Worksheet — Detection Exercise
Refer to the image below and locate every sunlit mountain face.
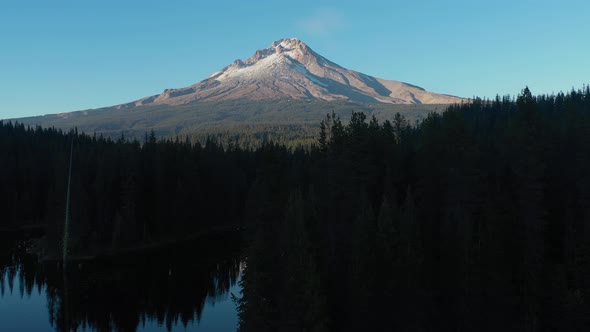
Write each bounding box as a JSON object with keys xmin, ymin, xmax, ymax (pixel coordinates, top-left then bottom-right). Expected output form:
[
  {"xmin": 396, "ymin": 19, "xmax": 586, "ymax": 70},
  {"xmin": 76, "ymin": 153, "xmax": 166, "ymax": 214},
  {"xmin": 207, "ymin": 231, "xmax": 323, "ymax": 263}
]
[{"xmin": 118, "ymin": 38, "xmax": 466, "ymax": 108}]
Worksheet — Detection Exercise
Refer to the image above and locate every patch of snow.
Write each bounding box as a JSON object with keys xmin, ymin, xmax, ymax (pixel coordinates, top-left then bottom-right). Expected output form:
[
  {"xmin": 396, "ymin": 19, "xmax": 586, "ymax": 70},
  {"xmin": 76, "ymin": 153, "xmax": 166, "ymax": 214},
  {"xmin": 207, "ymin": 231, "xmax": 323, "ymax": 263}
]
[
  {"xmin": 292, "ymin": 63, "xmax": 328, "ymax": 87},
  {"xmin": 204, "ymin": 39, "xmax": 328, "ymax": 89},
  {"xmin": 208, "ymin": 70, "xmax": 222, "ymax": 78},
  {"xmin": 279, "ymin": 41, "xmax": 295, "ymax": 51},
  {"xmin": 213, "ymin": 52, "xmax": 286, "ymax": 81}
]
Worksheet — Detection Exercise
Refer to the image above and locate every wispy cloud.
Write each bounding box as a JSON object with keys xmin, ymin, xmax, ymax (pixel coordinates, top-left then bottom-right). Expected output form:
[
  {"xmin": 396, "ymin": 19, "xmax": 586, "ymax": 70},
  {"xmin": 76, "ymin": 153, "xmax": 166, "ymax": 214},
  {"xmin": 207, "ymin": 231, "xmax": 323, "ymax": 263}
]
[{"xmin": 297, "ymin": 8, "xmax": 347, "ymax": 36}]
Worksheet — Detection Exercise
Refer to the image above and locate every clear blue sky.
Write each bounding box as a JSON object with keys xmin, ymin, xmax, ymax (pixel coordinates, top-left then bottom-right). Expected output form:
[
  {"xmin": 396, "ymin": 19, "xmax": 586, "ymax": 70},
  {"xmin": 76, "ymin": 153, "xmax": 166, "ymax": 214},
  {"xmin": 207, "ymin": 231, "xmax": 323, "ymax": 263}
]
[{"xmin": 1, "ymin": 0, "xmax": 589, "ymax": 119}]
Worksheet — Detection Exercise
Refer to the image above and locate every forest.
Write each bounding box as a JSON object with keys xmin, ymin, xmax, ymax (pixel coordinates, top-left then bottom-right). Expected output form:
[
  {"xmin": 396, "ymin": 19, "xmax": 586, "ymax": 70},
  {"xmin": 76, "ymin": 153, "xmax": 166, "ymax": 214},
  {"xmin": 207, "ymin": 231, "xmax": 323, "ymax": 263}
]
[{"xmin": 1, "ymin": 86, "xmax": 590, "ymax": 331}]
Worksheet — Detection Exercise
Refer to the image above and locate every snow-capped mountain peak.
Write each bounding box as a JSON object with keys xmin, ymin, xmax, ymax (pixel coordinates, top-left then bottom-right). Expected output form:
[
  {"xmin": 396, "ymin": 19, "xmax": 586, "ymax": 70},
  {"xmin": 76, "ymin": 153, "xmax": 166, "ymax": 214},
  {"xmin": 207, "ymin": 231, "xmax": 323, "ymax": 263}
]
[{"xmin": 131, "ymin": 38, "xmax": 465, "ymax": 107}]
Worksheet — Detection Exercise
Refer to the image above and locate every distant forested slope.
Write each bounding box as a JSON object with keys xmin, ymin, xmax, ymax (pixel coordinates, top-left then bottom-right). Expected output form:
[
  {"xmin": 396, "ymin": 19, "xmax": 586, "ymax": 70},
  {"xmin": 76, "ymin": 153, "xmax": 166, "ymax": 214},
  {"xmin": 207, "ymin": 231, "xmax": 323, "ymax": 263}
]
[{"xmin": 11, "ymin": 99, "xmax": 448, "ymax": 147}]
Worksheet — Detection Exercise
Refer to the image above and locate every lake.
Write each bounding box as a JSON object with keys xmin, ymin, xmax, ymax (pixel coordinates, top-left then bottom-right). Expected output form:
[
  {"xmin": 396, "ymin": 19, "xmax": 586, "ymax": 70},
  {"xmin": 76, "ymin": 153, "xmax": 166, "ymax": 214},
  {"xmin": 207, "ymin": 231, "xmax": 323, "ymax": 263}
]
[{"xmin": 0, "ymin": 232, "xmax": 245, "ymax": 332}]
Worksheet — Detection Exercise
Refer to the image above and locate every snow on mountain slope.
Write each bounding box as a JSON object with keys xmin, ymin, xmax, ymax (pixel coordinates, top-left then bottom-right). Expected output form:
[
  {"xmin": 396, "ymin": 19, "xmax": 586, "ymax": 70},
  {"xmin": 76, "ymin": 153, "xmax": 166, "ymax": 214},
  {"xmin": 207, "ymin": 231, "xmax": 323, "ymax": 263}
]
[{"xmin": 120, "ymin": 38, "xmax": 465, "ymax": 109}]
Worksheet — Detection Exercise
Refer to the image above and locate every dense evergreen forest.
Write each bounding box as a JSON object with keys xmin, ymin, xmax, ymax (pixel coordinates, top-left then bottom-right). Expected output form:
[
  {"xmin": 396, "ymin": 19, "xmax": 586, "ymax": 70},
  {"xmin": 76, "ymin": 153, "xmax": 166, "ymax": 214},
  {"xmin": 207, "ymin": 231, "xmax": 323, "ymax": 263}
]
[
  {"xmin": 0, "ymin": 124, "xmax": 256, "ymax": 259},
  {"xmin": 1, "ymin": 86, "xmax": 590, "ymax": 331}
]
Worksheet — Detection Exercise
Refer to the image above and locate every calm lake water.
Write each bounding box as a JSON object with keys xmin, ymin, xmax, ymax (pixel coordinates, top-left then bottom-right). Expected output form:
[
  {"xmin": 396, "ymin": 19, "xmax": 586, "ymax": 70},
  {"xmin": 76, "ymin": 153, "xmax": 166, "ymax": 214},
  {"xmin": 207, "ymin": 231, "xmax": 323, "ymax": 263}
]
[{"xmin": 0, "ymin": 233, "xmax": 245, "ymax": 332}]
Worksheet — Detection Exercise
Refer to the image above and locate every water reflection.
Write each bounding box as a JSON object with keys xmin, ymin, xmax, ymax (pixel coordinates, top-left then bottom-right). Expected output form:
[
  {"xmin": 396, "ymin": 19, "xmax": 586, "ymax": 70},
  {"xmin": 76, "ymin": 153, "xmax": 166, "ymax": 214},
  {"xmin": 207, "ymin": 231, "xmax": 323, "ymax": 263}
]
[{"xmin": 0, "ymin": 232, "xmax": 244, "ymax": 332}]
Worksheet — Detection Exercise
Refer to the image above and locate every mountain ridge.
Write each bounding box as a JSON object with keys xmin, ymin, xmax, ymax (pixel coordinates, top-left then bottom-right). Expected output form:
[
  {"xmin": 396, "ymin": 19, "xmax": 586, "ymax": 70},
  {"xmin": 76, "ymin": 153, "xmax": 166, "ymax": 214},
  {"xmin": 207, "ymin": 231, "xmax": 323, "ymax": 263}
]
[
  {"xmin": 8, "ymin": 38, "xmax": 466, "ymax": 141},
  {"xmin": 115, "ymin": 38, "xmax": 465, "ymax": 109}
]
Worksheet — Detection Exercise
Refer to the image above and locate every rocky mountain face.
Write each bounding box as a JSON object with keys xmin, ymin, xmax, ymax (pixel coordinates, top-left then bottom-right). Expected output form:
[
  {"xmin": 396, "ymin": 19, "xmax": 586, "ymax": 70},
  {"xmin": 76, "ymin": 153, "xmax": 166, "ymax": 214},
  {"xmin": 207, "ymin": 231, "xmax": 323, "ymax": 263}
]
[
  {"xmin": 119, "ymin": 38, "xmax": 465, "ymax": 108},
  {"xmin": 11, "ymin": 38, "xmax": 465, "ymax": 141}
]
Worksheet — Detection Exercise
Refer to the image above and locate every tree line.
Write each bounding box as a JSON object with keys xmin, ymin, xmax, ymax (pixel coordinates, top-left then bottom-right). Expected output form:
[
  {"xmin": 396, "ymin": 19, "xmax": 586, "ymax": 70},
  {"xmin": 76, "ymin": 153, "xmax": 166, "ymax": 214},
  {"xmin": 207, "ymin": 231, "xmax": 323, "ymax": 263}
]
[
  {"xmin": 237, "ymin": 87, "xmax": 590, "ymax": 332},
  {"xmin": 0, "ymin": 125, "xmax": 255, "ymax": 258},
  {"xmin": 1, "ymin": 86, "xmax": 590, "ymax": 331}
]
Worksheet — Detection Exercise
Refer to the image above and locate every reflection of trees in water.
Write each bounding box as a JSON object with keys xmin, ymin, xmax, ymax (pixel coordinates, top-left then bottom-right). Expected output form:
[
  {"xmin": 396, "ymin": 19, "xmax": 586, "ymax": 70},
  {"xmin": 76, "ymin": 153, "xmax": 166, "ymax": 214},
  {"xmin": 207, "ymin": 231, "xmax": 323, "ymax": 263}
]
[
  {"xmin": 0, "ymin": 239, "xmax": 45, "ymax": 299},
  {"xmin": 0, "ymin": 234, "xmax": 244, "ymax": 332}
]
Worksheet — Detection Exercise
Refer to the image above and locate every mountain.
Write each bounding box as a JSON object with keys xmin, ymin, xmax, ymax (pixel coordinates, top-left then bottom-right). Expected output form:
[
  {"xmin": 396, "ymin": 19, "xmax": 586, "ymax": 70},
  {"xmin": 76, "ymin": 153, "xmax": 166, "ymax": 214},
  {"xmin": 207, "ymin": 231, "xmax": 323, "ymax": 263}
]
[
  {"xmin": 9, "ymin": 38, "xmax": 465, "ymax": 144},
  {"xmin": 118, "ymin": 38, "xmax": 464, "ymax": 108}
]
